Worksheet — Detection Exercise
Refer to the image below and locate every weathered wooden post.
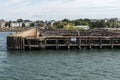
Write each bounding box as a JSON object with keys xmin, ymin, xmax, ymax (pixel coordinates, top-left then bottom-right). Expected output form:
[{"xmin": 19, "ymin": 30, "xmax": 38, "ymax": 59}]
[
  {"xmin": 111, "ymin": 37, "xmax": 114, "ymax": 49},
  {"xmin": 89, "ymin": 37, "xmax": 92, "ymax": 49},
  {"xmin": 56, "ymin": 39, "xmax": 58, "ymax": 49},
  {"xmin": 14, "ymin": 37, "xmax": 17, "ymax": 49},
  {"xmin": 67, "ymin": 37, "xmax": 70, "ymax": 49},
  {"xmin": 28, "ymin": 39, "xmax": 31, "ymax": 50},
  {"xmin": 44, "ymin": 39, "xmax": 47, "ymax": 49},
  {"xmin": 100, "ymin": 37, "xmax": 102, "ymax": 49},
  {"xmin": 79, "ymin": 37, "xmax": 81, "ymax": 49},
  {"xmin": 22, "ymin": 38, "xmax": 25, "ymax": 50}
]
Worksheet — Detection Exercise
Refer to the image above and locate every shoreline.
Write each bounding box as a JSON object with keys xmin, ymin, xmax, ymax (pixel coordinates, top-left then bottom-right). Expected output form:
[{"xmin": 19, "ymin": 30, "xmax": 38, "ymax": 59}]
[{"xmin": 0, "ymin": 27, "xmax": 33, "ymax": 32}]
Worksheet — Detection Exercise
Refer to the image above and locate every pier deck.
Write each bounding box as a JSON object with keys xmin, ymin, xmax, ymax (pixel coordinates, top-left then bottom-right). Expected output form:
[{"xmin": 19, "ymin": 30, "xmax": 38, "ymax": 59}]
[{"xmin": 7, "ymin": 28, "xmax": 120, "ymax": 50}]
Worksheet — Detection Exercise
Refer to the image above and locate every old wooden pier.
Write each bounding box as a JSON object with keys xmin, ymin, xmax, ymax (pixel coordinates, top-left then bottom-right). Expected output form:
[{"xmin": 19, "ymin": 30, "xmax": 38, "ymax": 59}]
[{"xmin": 7, "ymin": 28, "xmax": 120, "ymax": 50}]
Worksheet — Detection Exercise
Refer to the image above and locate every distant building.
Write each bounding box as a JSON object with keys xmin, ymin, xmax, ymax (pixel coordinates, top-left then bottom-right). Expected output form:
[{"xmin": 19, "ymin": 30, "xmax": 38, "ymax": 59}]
[
  {"xmin": 75, "ymin": 25, "xmax": 90, "ymax": 30},
  {"xmin": 44, "ymin": 21, "xmax": 48, "ymax": 29},
  {"xmin": 0, "ymin": 19, "xmax": 6, "ymax": 28},
  {"xmin": 48, "ymin": 20, "xmax": 56, "ymax": 26},
  {"xmin": 10, "ymin": 21, "xmax": 31, "ymax": 27},
  {"xmin": 90, "ymin": 19, "xmax": 102, "ymax": 22},
  {"xmin": 43, "ymin": 20, "xmax": 56, "ymax": 29},
  {"xmin": 91, "ymin": 18, "xmax": 120, "ymax": 24},
  {"xmin": 103, "ymin": 18, "xmax": 109, "ymax": 23},
  {"xmin": 90, "ymin": 18, "xmax": 109, "ymax": 23},
  {"xmin": 10, "ymin": 22, "xmax": 21, "ymax": 27},
  {"xmin": 90, "ymin": 19, "xmax": 98, "ymax": 22},
  {"xmin": 24, "ymin": 22, "xmax": 32, "ymax": 27},
  {"xmin": 110, "ymin": 18, "xmax": 120, "ymax": 22}
]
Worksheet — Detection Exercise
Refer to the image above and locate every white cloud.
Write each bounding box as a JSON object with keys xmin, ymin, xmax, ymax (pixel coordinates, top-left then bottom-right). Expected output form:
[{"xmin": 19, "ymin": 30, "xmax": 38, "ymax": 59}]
[{"xmin": 0, "ymin": 0, "xmax": 120, "ymax": 20}]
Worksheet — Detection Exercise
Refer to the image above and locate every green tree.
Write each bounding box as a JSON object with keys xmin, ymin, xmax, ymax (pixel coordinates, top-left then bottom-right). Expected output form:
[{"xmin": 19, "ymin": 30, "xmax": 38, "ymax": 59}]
[
  {"xmin": 73, "ymin": 19, "xmax": 89, "ymax": 26},
  {"xmin": 30, "ymin": 23, "xmax": 34, "ymax": 27},
  {"xmin": 8, "ymin": 21, "xmax": 12, "ymax": 27},
  {"xmin": 62, "ymin": 19, "xmax": 71, "ymax": 23},
  {"xmin": 5, "ymin": 22, "xmax": 9, "ymax": 27},
  {"xmin": 84, "ymin": 19, "xmax": 91, "ymax": 22},
  {"xmin": 36, "ymin": 20, "xmax": 44, "ymax": 27},
  {"xmin": 74, "ymin": 21, "xmax": 81, "ymax": 26},
  {"xmin": 22, "ymin": 23, "xmax": 25, "ymax": 27},
  {"xmin": 53, "ymin": 22, "xmax": 65, "ymax": 29},
  {"xmin": 99, "ymin": 20, "xmax": 106, "ymax": 28},
  {"xmin": 17, "ymin": 19, "xmax": 23, "ymax": 27},
  {"xmin": 24, "ymin": 20, "xmax": 30, "ymax": 22}
]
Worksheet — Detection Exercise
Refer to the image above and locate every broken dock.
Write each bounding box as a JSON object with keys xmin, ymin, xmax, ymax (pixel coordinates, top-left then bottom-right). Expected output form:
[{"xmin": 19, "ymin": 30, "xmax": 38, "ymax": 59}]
[{"xmin": 7, "ymin": 28, "xmax": 120, "ymax": 50}]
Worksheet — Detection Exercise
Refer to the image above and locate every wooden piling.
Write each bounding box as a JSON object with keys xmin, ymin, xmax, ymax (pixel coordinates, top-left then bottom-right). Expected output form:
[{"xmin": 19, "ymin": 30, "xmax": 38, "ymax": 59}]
[
  {"xmin": 100, "ymin": 38, "xmax": 102, "ymax": 49},
  {"xmin": 67, "ymin": 38, "xmax": 70, "ymax": 49},
  {"xmin": 78, "ymin": 38, "xmax": 81, "ymax": 49},
  {"xmin": 56, "ymin": 39, "xmax": 58, "ymax": 49},
  {"xmin": 111, "ymin": 37, "xmax": 114, "ymax": 49}
]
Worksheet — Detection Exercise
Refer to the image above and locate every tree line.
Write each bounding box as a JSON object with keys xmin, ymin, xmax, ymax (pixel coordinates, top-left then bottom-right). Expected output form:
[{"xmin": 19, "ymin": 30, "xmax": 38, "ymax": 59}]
[
  {"xmin": 4, "ymin": 18, "xmax": 120, "ymax": 29},
  {"xmin": 5, "ymin": 19, "xmax": 39, "ymax": 27},
  {"xmin": 51, "ymin": 18, "xmax": 120, "ymax": 29}
]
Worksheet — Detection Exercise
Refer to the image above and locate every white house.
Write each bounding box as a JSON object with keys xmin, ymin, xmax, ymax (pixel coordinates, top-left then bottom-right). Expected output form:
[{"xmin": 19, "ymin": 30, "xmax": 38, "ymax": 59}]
[
  {"xmin": 24, "ymin": 22, "xmax": 31, "ymax": 27},
  {"xmin": 49, "ymin": 20, "xmax": 56, "ymax": 26},
  {"xmin": 10, "ymin": 22, "xmax": 22, "ymax": 27},
  {"xmin": 75, "ymin": 25, "xmax": 90, "ymax": 30},
  {"xmin": 10, "ymin": 21, "xmax": 31, "ymax": 27},
  {"xmin": 90, "ymin": 19, "xmax": 98, "ymax": 22}
]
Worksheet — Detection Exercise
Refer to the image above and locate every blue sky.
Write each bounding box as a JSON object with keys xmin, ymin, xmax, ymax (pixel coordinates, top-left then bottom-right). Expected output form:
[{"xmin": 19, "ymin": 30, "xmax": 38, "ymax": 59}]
[{"xmin": 0, "ymin": 0, "xmax": 120, "ymax": 20}]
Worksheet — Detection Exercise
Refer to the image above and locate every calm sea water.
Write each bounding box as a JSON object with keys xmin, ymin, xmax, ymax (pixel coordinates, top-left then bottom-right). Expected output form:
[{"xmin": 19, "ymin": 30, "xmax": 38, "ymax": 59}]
[{"xmin": 1, "ymin": 32, "xmax": 120, "ymax": 80}]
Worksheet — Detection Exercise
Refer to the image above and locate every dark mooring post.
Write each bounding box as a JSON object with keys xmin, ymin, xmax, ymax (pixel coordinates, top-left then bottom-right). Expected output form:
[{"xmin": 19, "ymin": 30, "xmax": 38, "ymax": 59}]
[
  {"xmin": 20, "ymin": 37, "xmax": 22, "ymax": 50},
  {"xmin": 44, "ymin": 39, "xmax": 47, "ymax": 49},
  {"xmin": 67, "ymin": 38, "xmax": 70, "ymax": 49},
  {"xmin": 18, "ymin": 37, "xmax": 20, "ymax": 49},
  {"xmin": 88, "ymin": 37, "xmax": 92, "ymax": 49},
  {"xmin": 100, "ymin": 37, "xmax": 102, "ymax": 49},
  {"xmin": 19, "ymin": 37, "xmax": 21, "ymax": 50},
  {"xmin": 28, "ymin": 39, "xmax": 31, "ymax": 50},
  {"xmin": 79, "ymin": 38, "xmax": 81, "ymax": 49},
  {"xmin": 56, "ymin": 39, "xmax": 58, "ymax": 49},
  {"xmin": 22, "ymin": 38, "xmax": 25, "ymax": 50},
  {"xmin": 15, "ymin": 37, "xmax": 17, "ymax": 49},
  {"xmin": 18, "ymin": 37, "xmax": 21, "ymax": 49},
  {"xmin": 40, "ymin": 40, "xmax": 43, "ymax": 49},
  {"xmin": 111, "ymin": 37, "xmax": 114, "ymax": 49}
]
